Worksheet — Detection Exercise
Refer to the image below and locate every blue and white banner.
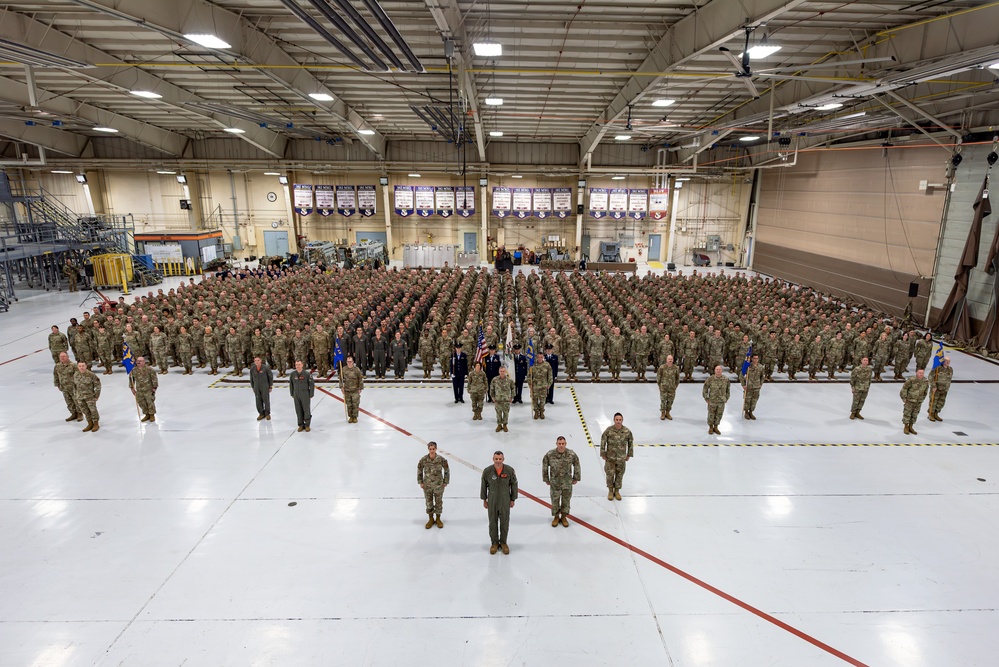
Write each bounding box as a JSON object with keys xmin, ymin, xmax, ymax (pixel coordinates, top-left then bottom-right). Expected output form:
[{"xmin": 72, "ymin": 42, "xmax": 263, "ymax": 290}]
[
  {"xmin": 609, "ymin": 188, "xmax": 628, "ymax": 220},
  {"xmin": 553, "ymin": 187, "xmax": 572, "ymax": 219},
  {"xmin": 649, "ymin": 188, "xmax": 669, "ymax": 220},
  {"xmin": 394, "ymin": 185, "xmax": 414, "ymax": 217},
  {"xmin": 415, "ymin": 185, "xmax": 435, "ymax": 218},
  {"xmin": 315, "ymin": 185, "xmax": 334, "ymax": 217},
  {"xmin": 456, "ymin": 186, "xmax": 475, "ymax": 217},
  {"xmin": 435, "ymin": 186, "xmax": 455, "ymax": 218},
  {"xmin": 492, "ymin": 187, "xmax": 511, "ymax": 218},
  {"xmin": 512, "ymin": 187, "xmax": 532, "ymax": 219},
  {"xmin": 628, "ymin": 189, "xmax": 648, "ymax": 220},
  {"xmin": 357, "ymin": 185, "xmax": 377, "ymax": 217},
  {"xmin": 336, "ymin": 185, "xmax": 356, "ymax": 217},
  {"xmin": 589, "ymin": 188, "xmax": 608, "ymax": 219},
  {"xmin": 294, "ymin": 183, "xmax": 313, "ymax": 216},
  {"xmin": 533, "ymin": 188, "xmax": 552, "ymax": 219}
]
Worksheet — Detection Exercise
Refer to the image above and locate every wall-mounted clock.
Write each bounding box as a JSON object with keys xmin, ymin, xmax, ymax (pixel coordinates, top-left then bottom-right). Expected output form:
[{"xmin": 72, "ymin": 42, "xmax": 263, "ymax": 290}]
[{"xmin": 266, "ymin": 191, "xmax": 277, "ymax": 202}]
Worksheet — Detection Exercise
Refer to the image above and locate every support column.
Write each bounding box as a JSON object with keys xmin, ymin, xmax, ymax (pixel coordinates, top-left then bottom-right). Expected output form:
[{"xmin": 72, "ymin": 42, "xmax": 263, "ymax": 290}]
[
  {"xmin": 382, "ymin": 182, "xmax": 394, "ymax": 261},
  {"xmin": 575, "ymin": 185, "xmax": 584, "ymax": 260},
  {"xmin": 185, "ymin": 172, "xmax": 205, "ymax": 230},
  {"xmin": 666, "ymin": 176, "xmax": 679, "ymax": 266},
  {"xmin": 480, "ymin": 181, "xmax": 488, "ymax": 265},
  {"xmin": 744, "ymin": 169, "xmax": 762, "ymax": 270}
]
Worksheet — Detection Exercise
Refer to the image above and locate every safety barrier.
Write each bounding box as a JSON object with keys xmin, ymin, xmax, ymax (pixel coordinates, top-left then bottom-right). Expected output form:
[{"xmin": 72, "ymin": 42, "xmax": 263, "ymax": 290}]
[
  {"xmin": 90, "ymin": 253, "xmax": 132, "ymax": 294},
  {"xmin": 154, "ymin": 257, "xmax": 198, "ymax": 276}
]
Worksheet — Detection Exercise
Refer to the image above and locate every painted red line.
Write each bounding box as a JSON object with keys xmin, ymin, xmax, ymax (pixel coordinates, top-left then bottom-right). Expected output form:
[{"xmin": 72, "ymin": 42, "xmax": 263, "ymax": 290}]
[
  {"xmin": 316, "ymin": 386, "xmax": 412, "ymax": 436},
  {"xmin": 518, "ymin": 488, "xmax": 871, "ymax": 667},
  {"xmin": 0, "ymin": 348, "xmax": 45, "ymax": 366}
]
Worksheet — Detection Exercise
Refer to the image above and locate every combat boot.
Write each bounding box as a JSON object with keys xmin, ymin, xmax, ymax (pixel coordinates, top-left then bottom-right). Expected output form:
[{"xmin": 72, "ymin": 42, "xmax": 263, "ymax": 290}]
[
  {"xmin": 903, "ymin": 424, "xmax": 911, "ymax": 434},
  {"xmin": 552, "ymin": 515, "xmax": 560, "ymax": 527},
  {"xmin": 607, "ymin": 490, "xmax": 614, "ymax": 500},
  {"xmin": 614, "ymin": 490, "xmax": 622, "ymax": 501},
  {"xmin": 76, "ymin": 414, "xmax": 84, "ymax": 422},
  {"xmin": 490, "ymin": 543, "xmax": 499, "ymax": 555},
  {"xmin": 874, "ymin": 373, "xmax": 882, "ymax": 382},
  {"xmin": 496, "ymin": 424, "xmax": 502, "ymax": 432},
  {"xmin": 425, "ymin": 514, "xmax": 435, "ymax": 529},
  {"xmin": 750, "ymin": 412, "xmax": 756, "ymax": 420},
  {"xmin": 789, "ymin": 372, "xmax": 796, "ymax": 380},
  {"xmin": 660, "ymin": 411, "xmax": 666, "ymax": 421},
  {"xmin": 560, "ymin": 515, "xmax": 569, "ymax": 527},
  {"xmin": 909, "ymin": 425, "xmax": 918, "ymax": 435},
  {"xmin": 141, "ymin": 414, "xmax": 149, "ymax": 422},
  {"xmin": 856, "ymin": 413, "xmax": 864, "ymax": 420},
  {"xmin": 500, "ymin": 543, "xmax": 509, "ymax": 555},
  {"xmin": 850, "ymin": 412, "xmax": 856, "ymax": 420},
  {"xmin": 149, "ymin": 415, "xmax": 155, "ymax": 422},
  {"xmin": 502, "ymin": 425, "xmax": 508, "ymax": 432},
  {"xmin": 533, "ymin": 412, "xmax": 538, "ymax": 420},
  {"xmin": 665, "ymin": 411, "xmax": 672, "ymax": 420},
  {"xmin": 91, "ymin": 421, "xmax": 99, "ymax": 432},
  {"xmin": 540, "ymin": 411, "xmax": 545, "ymax": 420},
  {"xmin": 66, "ymin": 413, "xmax": 79, "ymax": 422},
  {"xmin": 435, "ymin": 515, "xmax": 443, "ymax": 528},
  {"xmin": 935, "ymin": 413, "xmax": 943, "ymax": 422},
  {"xmin": 83, "ymin": 420, "xmax": 94, "ymax": 432}
]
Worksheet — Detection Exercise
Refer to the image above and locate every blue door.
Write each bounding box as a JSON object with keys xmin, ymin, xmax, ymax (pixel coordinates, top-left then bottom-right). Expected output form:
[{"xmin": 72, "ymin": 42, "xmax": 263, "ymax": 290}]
[
  {"xmin": 464, "ymin": 232, "xmax": 477, "ymax": 253},
  {"xmin": 648, "ymin": 234, "xmax": 661, "ymax": 262},
  {"xmin": 263, "ymin": 230, "xmax": 289, "ymax": 257},
  {"xmin": 356, "ymin": 231, "xmax": 388, "ymax": 246}
]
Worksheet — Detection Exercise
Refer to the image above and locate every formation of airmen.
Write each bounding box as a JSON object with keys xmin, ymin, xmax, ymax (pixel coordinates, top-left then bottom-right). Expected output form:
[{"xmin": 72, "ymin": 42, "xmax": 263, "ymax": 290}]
[{"xmin": 47, "ymin": 264, "xmax": 956, "ymax": 435}]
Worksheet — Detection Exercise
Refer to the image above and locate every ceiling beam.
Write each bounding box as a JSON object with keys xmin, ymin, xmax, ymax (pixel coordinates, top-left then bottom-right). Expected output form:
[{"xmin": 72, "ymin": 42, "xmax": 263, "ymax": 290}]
[
  {"xmin": 64, "ymin": 0, "xmax": 386, "ymax": 159},
  {"xmin": 0, "ymin": 119, "xmax": 89, "ymax": 157},
  {"xmin": 577, "ymin": 0, "xmax": 810, "ymax": 166},
  {"xmin": 0, "ymin": 11, "xmax": 288, "ymax": 159}
]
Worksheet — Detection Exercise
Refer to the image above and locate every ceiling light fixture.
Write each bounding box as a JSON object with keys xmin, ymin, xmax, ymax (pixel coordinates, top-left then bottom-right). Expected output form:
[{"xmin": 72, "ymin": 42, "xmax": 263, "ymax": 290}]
[
  {"xmin": 264, "ymin": 172, "xmax": 281, "ymax": 176},
  {"xmin": 511, "ymin": 174, "xmax": 523, "ymax": 178},
  {"xmin": 156, "ymin": 170, "xmax": 176, "ymax": 175},
  {"xmin": 652, "ymin": 99, "xmax": 675, "ymax": 107},
  {"xmin": 93, "ymin": 127, "xmax": 118, "ymax": 133},
  {"xmin": 309, "ymin": 92, "xmax": 335, "ymax": 102},
  {"xmin": 611, "ymin": 176, "xmax": 626, "ymax": 180},
  {"xmin": 473, "ymin": 42, "xmax": 502, "ymax": 57},
  {"xmin": 75, "ymin": 174, "xmax": 88, "ymax": 184},
  {"xmin": 408, "ymin": 173, "xmax": 421, "ymax": 178},
  {"xmin": 989, "ymin": 61, "xmax": 999, "ymax": 69},
  {"xmin": 51, "ymin": 170, "xmax": 73, "ymax": 174},
  {"xmin": 131, "ymin": 90, "xmax": 162, "ymax": 99},
  {"xmin": 184, "ymin": 34, "xmax": 231, "ymax": 49},
  {"xmin": 0, "ymin": 38, "xmax": 93, "ymax": 68},
  {"xmin": 817, "ymin": 102, "xmax": 844, "ymax": 110},
  {"xmin": 614, "ymin": 135, "xmax": 632, "ymax": 141},
  {"xmin": 739, "ymin": 136, "xmax": 760, "ymax": 141},
  {"xmin": 489, "ymin": 131, "xmax": 503, "ymax": 137},
  {"xmin": 357, "ymin": 129, "xmax": 375, "ymax": 135},
  {"xmin": 484, "ymin": 98, "xmax": 503, "ymax": 106},
  {"xmin": 841, "ymin": 111, "xmax": 868, "ymax": 119},
  {"xmin": 675, "ymin": 177, "xmax": 691, "ymax": 181},
  {"xmin": 224, "ymin": 127, "xmax": 246, "ymax": 134}
]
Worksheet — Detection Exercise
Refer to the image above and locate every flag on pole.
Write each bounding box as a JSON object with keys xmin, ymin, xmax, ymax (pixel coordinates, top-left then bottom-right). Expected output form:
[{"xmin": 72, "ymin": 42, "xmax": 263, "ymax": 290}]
[
  {"xmin": 527, "ymin": 337, "xmax": 535, "ymax": 367},
  {"xmin": 122, "ymin": 341, "xmax": 135, "ymax": 374},
  {"xmin": 740, "ymin": 344, "xmax": 753, "ymax": 377},
  {"xmin": 333, "ymin": 337, "xmax": 345, "ymax": 366},
  {"xmin": 474, "ymin": 326, "xmax": 488, "ymax": 365},
  {"xmin": 930, "ymin": 340, "xmax": 946, "ymax": 371},
  {"xmin": 504, "ymin": 323, "xmax": 516, "ymax": 375}
]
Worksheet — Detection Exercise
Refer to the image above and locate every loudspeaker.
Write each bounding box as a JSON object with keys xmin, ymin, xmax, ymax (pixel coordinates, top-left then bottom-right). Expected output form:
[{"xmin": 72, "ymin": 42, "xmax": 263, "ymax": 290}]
[
  {"xmin": 908, "ymin": 282, "xmax": 919, "ymax": 298},
  {"xmin": 576, "ymin": 204, "xmax": 584, "ymax": 215},
  {"xmin": 666, "ymin": 262, "xmax": 676, "ymax": 271}
]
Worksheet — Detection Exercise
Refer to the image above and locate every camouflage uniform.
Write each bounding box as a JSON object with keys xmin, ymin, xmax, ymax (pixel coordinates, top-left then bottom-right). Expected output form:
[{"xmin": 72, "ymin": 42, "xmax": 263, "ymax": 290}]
[
  {"xmin": 150, "ymin": 331, "xmax": 169, "ymax": 373},
  {"xmin": 542, "ymin": 447, "xmax": 581, "ymax": 519},
  {"xmin": 95, "ymin": 329, "xmax": 115, "ymax": 374},
  {"xmin": 588, "ymin": 333, "xmax": 606, "ymax": 381},
  {"xmin": 849, "ymin": 363, "xmax": 873, "ymax": 418},
  {"xmin": 527, "ymin": 361, "xmax": 553, "ymax": 419},
  {"xmin": 900, "ymin": 374, "xmax": 929, "ymax": 432},
  {"xmin": 740, "ymin": 362, "xmax": 764, "ymax": 419},
  {"xmin": 702, "ymin": 374, "xmax": 730, "ymax": 433},
  {"xmin": 73, "ymin": 367, "xmax": 102, "ymax": 429},
  {"xmin": 893, "ymin": 336, "xmax": 914, "ymax": 379},
  {"xmin": 312, "ymin": 329, "xmax": 331, "ymax": 377},
  {"xmin": 53, "ymin": 360, "xmax": 79, "ymax": 419},
  {"xmin": 75, "ymin": 329, "xmax": 95, "ymax": 369},
  {"xmin": 203, "ymin": 330, "xmax": 220, "ymax": 374},
  {"xmin": 656, "ymin": 362, "xmax": 680, "ymax": 420},
  {"xmin": 48, "ymin": 331, "xmax": 69, "ymax": 364},
  {"xmin": 600, "ymin": 424, "xmax": 634, "ymax": 497},
  {"xmin": 630, "ymin": 331, "xmax": 651, "ymax": 380},
  {"xmin": 825, "ymin": 337, "xmax": 846, "ymax": 379},
  {"xmin": 705, "ymin": 335, "xmax": 726, "ymax": 373},
  {"xmin": 271, "ymin": 334, "xmax": 290, "ymax": 376},
  {"xmin": 226, "ymin": 331, "xmax": 245, "ymax": 376},
  {"xmin": 468, "ymin": 367, "xmax": 488, "ymax": 419},
  {"xmin": 129, "ymin": 363, "xmax": 159, "ymax": 420},
  {"xmin": 680, "ymin": 335, "xmax": 699, "ymax": 379},
  {"xmin": 341, "ymin": 364, "xmax": 364, "ymax": 422},
  {"xmin": 489, "ymin": 375, "xmax": 515, "ymax": 431},
  {"xmin": 419, "ymin": 333, "xmax": 436, "ymax": 378},
  {"xmin": 293, "ymin": 334, "xmax": 311, "ymax": 367},
  {"xmin": 607, "ymin": 333, "xmax": 627, "ymax": 380},
  {"xmin": 914, "ymin": 337, "xmax": 932, "ymax": 371},
  {"xmin": 563, "ymin": 332, "xmax": 582, "ymax": 380},
  {"xmin": 871, "ymin": 337, "xmax": 890, "ymax": 380},
  {"xmin": 785, "ymin": 338, "xmax": 804, "ymax": 379},
  {"xmin": 417, "ymin": 452, "xmax": 450, "ymax": 520},
  {"xmin": 437, "ymin": 335, "xmax": 452, "ymax": 379},
  {"xmin": 177, "ymin": 331, "xmax": 193, "ymax": 374},
  {"xmin": 928, "ymin": 364, "xmax": 953, "ymax": 420}
]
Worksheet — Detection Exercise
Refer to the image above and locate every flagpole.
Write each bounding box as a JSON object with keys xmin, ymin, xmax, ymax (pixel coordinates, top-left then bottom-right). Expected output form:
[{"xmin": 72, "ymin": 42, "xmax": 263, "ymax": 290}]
[{"xmin": 337, "ymin": 359, "xmax": 348, "ymax": 422}]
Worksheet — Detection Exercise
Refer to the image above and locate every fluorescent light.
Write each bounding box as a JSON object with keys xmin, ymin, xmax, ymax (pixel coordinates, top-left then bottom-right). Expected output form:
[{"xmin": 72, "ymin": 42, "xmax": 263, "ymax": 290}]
[
  {"xmin": 675, "ymin": 177, "xmax": 691, "ymax": 181},
  {"xmin": 511, "ymin": 174, "xmax": 523, "ymax": 178},
  {"xmin": 489, "ymin": 131, "xmax": 503, "ymax": 137},
  {"xmin": 484, "ymin": 98, "xmax": 503, "ymax": 106},
  {"xmin": 309, "ymin": 93, "xmax": 335, "ymax": 102},
  {"xmin": 357, "ymin": 129, "xmax": 375, "ymax": 135},
  {"xmin": 652, "ymin": 99, "xmax": 675, "ymax": 107},
  {"xmin": 989, "ymin": 61, "xmax": 999, "ymax": 69},
  {"xmin": 614, "ymin": 135, "xmax": 632, "ymax": 141},
  {"xmin": 93, "ymin": 126, "xmax": 118, "ymax": 133},
  {"xmin": 473, "ymin": 42, "xmax": 502, "ymax": 57},
  {"xmin": 739, "ymin": 136, "xmax": 760, "ymax": 141},
  {"xmin": 224, "ymin": 127, "xmax": 246, "ymax": 134},
  {"xmin": 131, "ymin": 90, "xmax": 162, "ymax": 99},
  {"xmin": 156, "ymin": 170, "xmax": 176, "ymax": 175},
  {"xmin": 185, "ymin": 34, "xmax": 231, "ymax": 49},
  {"xmin": 264, "ymin": 172, "xmax": 281, "ymax": 176},
  {"xmin": 611, "ymin": 176, "xmax": 625, "ymax": 180},
  {"xmin": 842, "ymin": 112, "xmax": 867, "ymax": 119},
  {"xmin": 746, "ymin": 45, "xmax": 781, "ymax": 59},
  {"xmin": 51, "ymin": 170, "xmax": 73, "ymax": 174},
  {"xmin": 816, "ymin": 102, "xmax": 843, "ymax": 110},
  {"xmin": 408, "ymin": 173, "xmax": 421, "ymax": 178}
]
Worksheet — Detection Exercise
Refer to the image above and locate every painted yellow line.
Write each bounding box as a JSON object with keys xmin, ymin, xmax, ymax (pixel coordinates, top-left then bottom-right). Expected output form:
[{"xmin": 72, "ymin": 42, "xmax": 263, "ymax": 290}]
[{"xmin": 569, "ymin": 386, "xmax": 597, "ymax": 449}]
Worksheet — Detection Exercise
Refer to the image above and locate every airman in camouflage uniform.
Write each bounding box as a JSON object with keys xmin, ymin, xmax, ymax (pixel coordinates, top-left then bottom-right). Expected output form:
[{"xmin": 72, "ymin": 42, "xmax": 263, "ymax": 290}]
[
  {"xmin": 437, "ymin": 332, "xmax": 452, "ymax": 379},
  {"xmin": 914, "ymin": 332, "xmax": 933, "ymax": 371},
  {"xmin": 893, "ymin": 332, "xmax": 914, "ymax": 380},
  {"xmin": 785, "ymin": 333, "xmax": 804, "ymax": 380},
  {"xmin": 588, "ymin": 326, "xmax": 606, "ymax": 382},
  {"xmin": 95, "ymin": 325, "xmax": 115, "ymax": 375},
  {"xmin": 293, "ymin": 330, "xmax": 311, "ymax": 368},
  {"xmin": 129, "ymin": 356, "xmax": 159, "ymax": 422},
  {"xmin": 527, "ymin": 356, "xmax": 553, "ymax": 419},
  {"xmin": 759, "ymin": 331, "xmax": 779, "ymax": 380},
  {"xmin": 900, "ymin": 368, "xmax": 929, "ymax": 434},
  {"xmin": 312, "ymin": 325, "xmax": 331, "ymax": 377},
  {"xmin": 177, "ymin": 326, "xmax": 194, "ymax": 374},
  {"xmin": 417, "ymin": 441, "xmax": 450, "ymax": 529},
  {"xmin": 341, "ymin": 355, "xmax": 364, "ymax": 423},
  {"xmin": 600, "ymin": 413, "xmax": 634, "ymax": 500},
  {"xmin": 271, "ymin": 328, "xmax": 290, "ymax": 377},
  {"xmin": 468, "ymin": 362, "xmax": 488, "ymax": 420},
  {"xmin": 226, "ymin": 326, "xmax": 245, "ymax": 376},
  {"xmin": 657, "ymin": 333, "xmax": 675, "ymax": 369},
  {"xmin": 250, "ymin": 330, "xmax": 270, "ymax": 373},
  {"xmin": 807, "ymin": 334, "xmax": 824, "ymax": 381},
  {"xmin": 680, "ymin": 331, "xmax": 699, "ymax": 381},
  {"xmin": 927, "ymin": 357, "xmax": 953, "ymax": 422},
  {"xmin": 702, "ymin": 365, "xmax": 730, "ymax": 435},
  {"xmin": 489, "ymin": 367, "xmax": 514, "ymax": 432},
  {"xmin": 825, "ymin": 332, "xmax": 846, "ymax": 379},
  {"xmin": 740, "ymin": 354, "xmax": 764, "ymax": 420},
  {"xmin": 705, "ymin": 330, "xmax": 726, "ymax": 374},
  {"xmin": 542, "ymin": 436, "xmax": 581, "ymax": 526},
  {"xmin": 563, "ymin": 328, "xmax": 582, "ymax": 381},
  {"xmin": 849, "ymin": 356, "xmax": 873, "ymax": 420},
  {"xmin": 150, "ymin": 327, "xmax": 169, "ymax": 374},
  {"xmin": 419, "ymin": 329, "xmax": 436, "ymax": 378},
  {"xmin": 607, "ymin": 326, "xmax": 627, "ymax": 381},
  {"xmin": 871, "ymin": 332, "xmax": 890, "ymax": 381},
  {"xmin": 203, "ymin": 326, "xmax": 220, "ymax": 374},
  {"xmin": 631, "ymin": 325, "xmax": 652, "ymax": 381},
  {"xmin": 48, "ymin": 325, "xmax": 69, "ymax": 364},
  {"xmin": 74, "ymin": 325, "xmax": 94, "ymax": 370},
  {"xmin": 53, "ymin": 352, "xmax": 80, "ymax": 421},
  {"xmin": 656, "ymin": 354, "xmax": 680, "ymax": 420},
  {"xmin": 73, "ymin": 361, "xmax": 102, "ymax": 432}
]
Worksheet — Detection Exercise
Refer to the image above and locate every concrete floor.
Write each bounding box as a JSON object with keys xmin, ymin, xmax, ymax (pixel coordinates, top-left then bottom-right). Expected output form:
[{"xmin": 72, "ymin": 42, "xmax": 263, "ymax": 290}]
[{"xmin": 1, "ymin": 276, "xmax": 998, "ymax": 667}]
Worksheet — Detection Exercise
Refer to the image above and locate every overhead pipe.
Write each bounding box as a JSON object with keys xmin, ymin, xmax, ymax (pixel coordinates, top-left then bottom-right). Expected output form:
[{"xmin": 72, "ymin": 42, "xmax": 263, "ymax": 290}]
[
  {"xmin": 277, "ymin": 0, "xmax": 372, "ymax": 71},
  {"xmin": 306, "ymin": 0, "xmax": 390, "ymax": 71},
  {"xmin": 358, "ymin": 0, "xmax": 424, "ymax": 72},
  {"xmin": 326, "ymin": 0, "xmax": 406, "ymax": 71}
]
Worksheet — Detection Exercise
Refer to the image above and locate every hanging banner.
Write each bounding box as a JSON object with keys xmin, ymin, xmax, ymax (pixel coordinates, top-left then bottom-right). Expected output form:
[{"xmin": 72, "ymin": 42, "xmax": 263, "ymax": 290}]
[
  {"xmin": 315, "ymin": 185, "xmax": 335, "ymax": 217},
  {"xmin": 456, "ymin": 186, "xmax": 476, "ymax": 218},
  {"xmin": 628, "ymin": 189, "xmax": 648, "ymax": 220},
  {"xmin": 649, "ymin": 188, "xmax": 669, "ymax": 220},
  {"xmin": 415, "ymin": 185, "xmax": 435, "ymax": 218},
  {"xmin": 394, "ymin": 185, "xmax": 414, "ymax": 217},
  {"xmin": 609, "ymin": 188, "xmax": 628, "ymax": 220},
  {"xmin": 553, "ymin": 187, "xmax": 573, "ymax": 219},
  {"xmin": 533, "ymin": 188, "xmax": 552, "ymax": 219},
  {"xmin": 336, "ymin": 185, "xmax": 356, "ymax": 217},
  {"xmin": 357, "ymin": 185, "xmax": 377, "ymax": 217},
  {"xmin": 293, "ymin": 184, "xmax": 313, "ymax": 216},
  {"xmin": 492, "ymin": 187, "xmax": 511, "ymax": 217},
  {"xmin": 435, "ymin": 186, "xmax": 455, "ymax": 218},
  {"xmin": 512, "ymin": 187, "xmax": 532, "ymax": 219},
  {"xmin": 589, "ymin": 188, "xmax": 608, "ymax": 219}
]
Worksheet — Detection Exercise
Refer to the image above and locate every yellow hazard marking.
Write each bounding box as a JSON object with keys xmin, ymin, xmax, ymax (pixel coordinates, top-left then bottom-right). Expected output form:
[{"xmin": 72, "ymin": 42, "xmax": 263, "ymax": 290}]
[{"xmin": 569, "ymin": 386, "xmax": 596, "ymax": 449}]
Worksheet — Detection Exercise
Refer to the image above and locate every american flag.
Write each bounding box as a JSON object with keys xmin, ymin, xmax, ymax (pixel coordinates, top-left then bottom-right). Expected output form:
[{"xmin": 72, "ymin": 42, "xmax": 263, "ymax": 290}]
[{"xmin": 474, "ymin": 325, "xmax": 488, "ymax": 365}]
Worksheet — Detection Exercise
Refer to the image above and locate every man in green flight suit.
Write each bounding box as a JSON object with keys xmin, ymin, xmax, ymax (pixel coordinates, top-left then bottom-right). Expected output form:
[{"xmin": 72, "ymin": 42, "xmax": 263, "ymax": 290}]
[{"xmin": 481, "ymin": 450, "xmax": 518, "ymax": 555}]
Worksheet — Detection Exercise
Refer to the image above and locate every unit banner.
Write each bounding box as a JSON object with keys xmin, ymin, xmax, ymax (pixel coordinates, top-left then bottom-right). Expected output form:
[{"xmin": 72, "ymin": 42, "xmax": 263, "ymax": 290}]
[
  {"xmin": 435, "ymin": 186, "xmax": 455, "ymax": 217},
  {"xmin": 628, "ymin": 189, "xmax": 648, "ymax": 220},
  {"xmin": 415, "ymin": 185, "xmax": 435, "ymax": 217},
  {"xmin": 456, "ymin": 186, "xmax": 476, "ymax": 217},
  {"xmin": 293, "ymin": 184, "xmax": 313, "ymax": 216},
  {"xmin": 512, "ymin": 187, "xmax": 532, "ymax": 219},
  {"xmin": 315, "ymin": 185, "xmax": 334, "ymax": 217},
  {"xmin": 357, "ymin": 185, "xmax": 377, "ymax": 216},
  {"xmin": 553, "ymin": 187, "xmax": 573, "ymax": 218},
  {"xmin": 492, "ymin": 187, "xmax": 512, "ymax": 217},
  {"xmin": 609, "ymin": 188, "xmax": 628, "ymax": 220},
  {"xmin": 533, "ymin": 188, "xmax": 552, "ymax": 219},
  {"xmin": 649, "ymin": 188, "xmax": 669, "ymax": 220},
  {"xmin": 335, "ymin": 185, "xmax": 356, "ymax": 217},
  {"xmin": 394, "ymin": 185, "xmax": 414, "ymax": 216},
  {"xmin": 589, "ymin": 188, "xmax": 608, "ymax": 219}
]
